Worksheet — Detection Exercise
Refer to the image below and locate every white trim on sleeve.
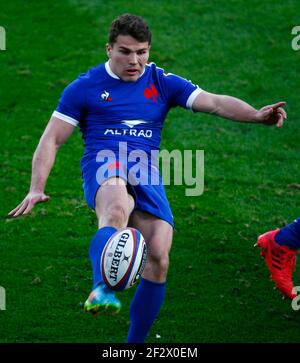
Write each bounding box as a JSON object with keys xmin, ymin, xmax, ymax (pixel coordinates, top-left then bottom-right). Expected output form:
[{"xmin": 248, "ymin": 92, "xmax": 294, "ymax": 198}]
[
  {"xmin": 52, "ymin": 111, "xmax": 79, "ymax": 127},
  {"xmin": 186, "ymin": 88, "xmax": 203, "ymax": 110}
]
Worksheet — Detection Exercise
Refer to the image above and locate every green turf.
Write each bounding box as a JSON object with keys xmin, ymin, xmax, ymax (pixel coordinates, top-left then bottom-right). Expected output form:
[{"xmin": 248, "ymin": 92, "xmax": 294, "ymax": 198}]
[{"xmin": 1, "ymin": 0, "xmax": 300, "ymax": 343}]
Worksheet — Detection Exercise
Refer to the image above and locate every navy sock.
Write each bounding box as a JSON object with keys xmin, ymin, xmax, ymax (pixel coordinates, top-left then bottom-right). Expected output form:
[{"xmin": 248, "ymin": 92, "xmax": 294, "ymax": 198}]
[
  {"xmin": 126, "ymin": 278, "xmax": 166, "ymax": 343},
  {"xmin": 89, "ymin": 226, "xmax": 117, "ymax": 289},
  {"xmin": 275, "ymin": 218, "xmax": 300, "ymax": 249}
]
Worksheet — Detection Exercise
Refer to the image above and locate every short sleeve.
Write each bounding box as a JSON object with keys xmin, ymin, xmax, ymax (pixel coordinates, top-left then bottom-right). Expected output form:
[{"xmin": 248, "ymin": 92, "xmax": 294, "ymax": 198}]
[
  {"xmin": 52, "ymin": 77, "xmax": 86, "ymax": 127},
  {"xmin": 160, "ymin": 72, "xmax": 203, "ymax": 110}
]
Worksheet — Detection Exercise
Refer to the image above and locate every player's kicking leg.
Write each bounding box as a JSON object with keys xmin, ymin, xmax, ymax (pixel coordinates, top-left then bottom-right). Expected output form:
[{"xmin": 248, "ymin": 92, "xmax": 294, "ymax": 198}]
[{"xmin": 84, "ymin": 177, "xmax": 135, "ymax": 315}]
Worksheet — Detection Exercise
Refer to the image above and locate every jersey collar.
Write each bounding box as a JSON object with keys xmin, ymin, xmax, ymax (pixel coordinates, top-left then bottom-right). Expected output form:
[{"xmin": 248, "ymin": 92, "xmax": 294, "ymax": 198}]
[{"xmin": 105, "ymin": 61, "xmax": 146, "ymax": 80}]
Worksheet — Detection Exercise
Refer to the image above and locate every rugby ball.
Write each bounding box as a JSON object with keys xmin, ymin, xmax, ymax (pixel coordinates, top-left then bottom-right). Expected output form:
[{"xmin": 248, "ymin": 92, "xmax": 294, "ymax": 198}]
[{"xmin": 101, "ymin": 228, "xmax": 147, "ymax": 291}]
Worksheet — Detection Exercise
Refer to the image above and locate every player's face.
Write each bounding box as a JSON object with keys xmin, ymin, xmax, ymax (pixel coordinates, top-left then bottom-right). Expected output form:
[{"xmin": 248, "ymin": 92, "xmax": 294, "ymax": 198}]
[{"xmin": 107, "ymin": 35, "xmax": 150, "ymax": 82}]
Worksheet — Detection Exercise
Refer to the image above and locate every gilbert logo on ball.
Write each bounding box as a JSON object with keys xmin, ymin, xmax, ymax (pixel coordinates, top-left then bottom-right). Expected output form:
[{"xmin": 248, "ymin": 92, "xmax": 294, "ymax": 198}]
[{"xmin": 101, "ymin": 228, "xmax": 147, "ymax": 291}]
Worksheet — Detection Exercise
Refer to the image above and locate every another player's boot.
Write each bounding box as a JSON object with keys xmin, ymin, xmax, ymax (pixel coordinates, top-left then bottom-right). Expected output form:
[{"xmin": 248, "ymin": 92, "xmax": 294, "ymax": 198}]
[
  {"xmin": 84, "ymin": 283, "xmax": 121, "ymax": 315},
  {"xmin": 256, "ymin": 228, "xmax": 298, "ymax": 300}
]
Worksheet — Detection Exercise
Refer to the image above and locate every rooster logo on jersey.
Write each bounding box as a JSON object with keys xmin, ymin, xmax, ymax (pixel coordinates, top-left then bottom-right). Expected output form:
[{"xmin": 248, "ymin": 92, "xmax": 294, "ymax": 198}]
[
  {"xmin": 144, "ymin": 84, "xmax": 158, "ymax": 102},
  {"xmin": 100, "ymin": 90, "xmax": 112, "ymax": 101}
]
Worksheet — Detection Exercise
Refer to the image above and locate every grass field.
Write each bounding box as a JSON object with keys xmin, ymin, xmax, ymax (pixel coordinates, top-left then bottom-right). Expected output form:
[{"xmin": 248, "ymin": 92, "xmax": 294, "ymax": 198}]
[{"xmin": 1, "ymin": 0, "xmax": 300, "ymax": 343}]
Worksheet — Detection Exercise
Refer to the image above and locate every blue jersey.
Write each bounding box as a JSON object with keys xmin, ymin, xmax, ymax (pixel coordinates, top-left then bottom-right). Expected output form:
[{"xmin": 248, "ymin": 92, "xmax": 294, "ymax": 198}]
[
  {"xmin": 53, "ymin": 61, "xmax": 202, "ymax": 156},
  {"xmin": 53, "ymin": 62, "xmax": 202, "ymax": 224}
]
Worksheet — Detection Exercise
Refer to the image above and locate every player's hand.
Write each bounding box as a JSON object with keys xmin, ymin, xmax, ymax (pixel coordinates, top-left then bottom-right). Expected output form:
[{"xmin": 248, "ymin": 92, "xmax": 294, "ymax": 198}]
[
  {"xmin": 256, "ymin": 101, "xmax": 287, "ymax": 128},
  {"xmin": 8, "ymin": 191, "xmax": 50, "ymax": 218}
]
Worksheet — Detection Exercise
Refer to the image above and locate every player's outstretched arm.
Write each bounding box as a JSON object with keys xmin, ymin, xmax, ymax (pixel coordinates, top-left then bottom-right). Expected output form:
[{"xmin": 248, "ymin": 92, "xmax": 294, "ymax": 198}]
[
  {"xmin": 8, "ymin": 116, "xmax": 75, "ymax": 218},
  {"xmin": 192, "ymin": 91, "xmax": 287, "ymax": 128}
]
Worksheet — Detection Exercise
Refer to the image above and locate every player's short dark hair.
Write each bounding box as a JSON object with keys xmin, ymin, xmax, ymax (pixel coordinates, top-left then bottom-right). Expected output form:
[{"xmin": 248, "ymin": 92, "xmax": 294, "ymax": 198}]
[{"xmin": 108, "ymin": 14, "xmax": 152, "ymax": 45}]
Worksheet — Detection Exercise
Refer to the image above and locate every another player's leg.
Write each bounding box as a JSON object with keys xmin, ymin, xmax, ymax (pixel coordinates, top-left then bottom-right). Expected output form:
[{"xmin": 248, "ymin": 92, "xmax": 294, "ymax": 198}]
[
  {"xmin": 126, "ymin": 210, "xmax": 173, "ymax": 343},
  {"xmin": 256, "ymin": 218, "xmax": 300, "ymax": 299},
  {"xmin": 84, "ymin": 177, "xmax": 135, "ymax": 315}
]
